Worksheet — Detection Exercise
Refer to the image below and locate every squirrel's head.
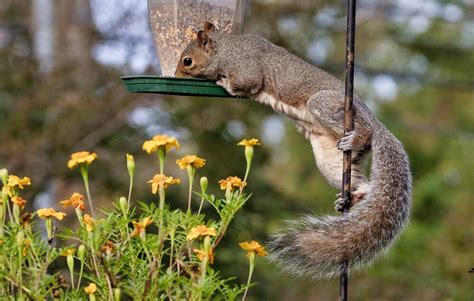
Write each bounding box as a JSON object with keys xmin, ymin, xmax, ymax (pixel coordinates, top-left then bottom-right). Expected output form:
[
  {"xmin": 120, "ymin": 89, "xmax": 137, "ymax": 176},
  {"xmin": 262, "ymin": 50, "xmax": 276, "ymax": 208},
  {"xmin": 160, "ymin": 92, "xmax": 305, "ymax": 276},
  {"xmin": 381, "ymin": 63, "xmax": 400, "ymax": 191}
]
[{"xmin": 175, "ymin": 21, "xmax": 216, "ymax": 78}]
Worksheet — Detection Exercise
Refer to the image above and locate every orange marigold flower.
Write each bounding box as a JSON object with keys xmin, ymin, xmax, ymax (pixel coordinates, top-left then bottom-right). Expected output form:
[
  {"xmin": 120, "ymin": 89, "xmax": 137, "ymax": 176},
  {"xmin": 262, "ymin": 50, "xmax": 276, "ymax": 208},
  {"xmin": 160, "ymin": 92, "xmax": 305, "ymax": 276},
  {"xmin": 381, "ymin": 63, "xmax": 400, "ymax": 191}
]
[
  {"xmin": 83, "ymin": 214, "xmax": 94, "ymax": 232},
  {"xmin": 36, "ymin": 208, "xmax": 66, "ymax": 220},
  {"xmin": 218, "ymin": 176, "xmax": 247, "ymax": 191},
  {"xmin": 147, "ymin": 174, "xmax": 180, "ymax": 194},
  {"xmin": 84, "ymin": 283, "xmax": 97, "ymax": 295},
  {"xmin": 7, "ymin": 175, "xmax": 31, "ymax": 196},
  {"xmin": 176, "ymin": 155, "xmax": 206, "ymax": 170},
  {"xmin": 60, "ymin": 192, "xmax": 86, "ymax": 210},
  {"xmin": 239, "ymin": 240, "xmax": 267, "ymax": 257},
  {"xmin": 101, "ymin": 241, "xmax": 115, "ymax": 254},
  {"xmin": 142, "ymin": 134, "xmax": 180, "ymax": 154},
  {"xmin": 193, "ymin": 248, "xmax": 215, "ymax": 264},
  {"xmin": 11, "ymin": 196, "xmax": 27, "ymax": 210},
  {"xmin": 187, "ymin": 225, "xmax": 216, "ymax": 240},
  {"xmin": 237, "ymin": 138, "xmax": 261, "ymax": 147},
  {"xmin": 67, "ymin": 151, "xmax": 98, "ymax": 169},
  {"xmin": 60, "ymin": 248, "xmax": 76, "ymax": 257},
  {"xmin": 130, "ymin": 217, "xmax": 153, "ymax": 238}
]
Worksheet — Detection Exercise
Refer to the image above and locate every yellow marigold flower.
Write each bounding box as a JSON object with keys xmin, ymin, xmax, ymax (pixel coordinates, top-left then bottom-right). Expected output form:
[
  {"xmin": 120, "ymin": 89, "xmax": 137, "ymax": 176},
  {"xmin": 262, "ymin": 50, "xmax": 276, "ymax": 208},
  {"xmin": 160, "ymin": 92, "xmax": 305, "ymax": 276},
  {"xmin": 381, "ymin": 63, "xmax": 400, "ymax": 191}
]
[
  {"xmin": 22, "ymin": 238, "xmax": 31, "ymax": 257},
  {"xmin": 237, "ymin": 138, "xmax": 261, "ymax": 147},
  {"xmin": 193, "ymin": 248, "xmax": 215, "ymax": 264},
  {"xmin": 218, "ymin": 176, "xmax": 247, "ymax": 191},
  {"xmin": 142, "ymin": 134, "xmax": 180, "ymax": 154},
  {"xmin": 11, "ymin": 196, "xmax": 27, "ymax": 210},
  {"xmin": 60, "ymin": 248, "xmax": 76, "ymax": 257},
  {"xmin": 67, "ymin": 151, "xmax": 98, "ymax": 169},
  {"xmin": 7, "ymin": 175, "xmax": 31, "ymax": 189},
  {"xmin": 147, "ymin": 174, "xmax": 180, "ymax": 194},
  {"xmin": 239, "ymin": 240, "xmax": 267, "ymax": 257},
  {"xmin": 36, "ymin": 208, "xmax": 66, "ymax": 220},
  {"xmin": 84, "ymin": 283, "xmax": 97, "ymax": 295},
  {"xmin": 83, "ymin": 214, "xmax": 94, "ymax": 232},
  {"xmin": 187, "ymin": 225, "xmax": 216, "ymax": 240},
  {"xmin": 7, "ymin": 175, "xmax": 31, "ymax": 196},
  {"xmin": 176, "ymin": 155, "xmax": 206, "ymax": 170},
  {"xmin": 130, "ymin": 217, "xmax": 153, "ymax": 238},
  {"xmin": 60, "ymin": 192, "xmax": 86, "ymax": 210}
]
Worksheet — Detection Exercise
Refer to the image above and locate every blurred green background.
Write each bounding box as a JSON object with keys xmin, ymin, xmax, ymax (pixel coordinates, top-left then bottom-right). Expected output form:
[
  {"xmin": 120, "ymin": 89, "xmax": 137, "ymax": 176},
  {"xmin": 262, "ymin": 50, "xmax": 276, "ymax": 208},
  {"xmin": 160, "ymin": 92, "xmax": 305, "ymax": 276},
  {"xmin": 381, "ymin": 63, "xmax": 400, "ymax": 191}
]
[{"xmin": 0, "ymin": 0, "xmax": 472, "ymax": 300}]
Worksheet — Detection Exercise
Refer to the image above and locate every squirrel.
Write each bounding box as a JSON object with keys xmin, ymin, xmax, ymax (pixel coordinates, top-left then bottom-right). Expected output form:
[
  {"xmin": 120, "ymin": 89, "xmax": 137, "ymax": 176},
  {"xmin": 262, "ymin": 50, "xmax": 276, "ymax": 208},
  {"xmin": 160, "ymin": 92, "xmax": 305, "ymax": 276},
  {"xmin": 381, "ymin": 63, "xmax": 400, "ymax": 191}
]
[{"xmin": 175, "ymin": 21, "xmax": 412, "ymax": 279}]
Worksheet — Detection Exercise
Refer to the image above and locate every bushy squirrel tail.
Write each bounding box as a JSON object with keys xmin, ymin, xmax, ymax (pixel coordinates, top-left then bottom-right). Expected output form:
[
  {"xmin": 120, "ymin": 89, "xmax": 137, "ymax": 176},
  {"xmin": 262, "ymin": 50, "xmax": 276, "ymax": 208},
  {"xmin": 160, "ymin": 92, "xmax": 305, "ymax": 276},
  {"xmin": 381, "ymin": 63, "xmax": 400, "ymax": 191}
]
[{"xmin": 268, "ymin": 125, "xmax": 412, "ymax": 279}]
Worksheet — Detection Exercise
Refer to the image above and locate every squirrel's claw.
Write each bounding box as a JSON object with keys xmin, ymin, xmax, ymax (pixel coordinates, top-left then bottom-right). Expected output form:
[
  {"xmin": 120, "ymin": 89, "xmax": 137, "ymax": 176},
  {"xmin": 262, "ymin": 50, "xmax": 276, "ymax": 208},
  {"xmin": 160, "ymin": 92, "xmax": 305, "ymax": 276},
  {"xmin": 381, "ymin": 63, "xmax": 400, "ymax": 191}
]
[
  {"xmin": 334, "ymin": 189, "xmax": 367, "ymax": 212},
  {"xmin": 216, "ymin": 76, "xmax": 237, "ymax": 96},
  {"xmin": 336, "ymin": 130, "xmax": 356, "ymax": 151},
  {"xmin": 334, "ymin": 195, "xmax": 347, "ymax": 212}
]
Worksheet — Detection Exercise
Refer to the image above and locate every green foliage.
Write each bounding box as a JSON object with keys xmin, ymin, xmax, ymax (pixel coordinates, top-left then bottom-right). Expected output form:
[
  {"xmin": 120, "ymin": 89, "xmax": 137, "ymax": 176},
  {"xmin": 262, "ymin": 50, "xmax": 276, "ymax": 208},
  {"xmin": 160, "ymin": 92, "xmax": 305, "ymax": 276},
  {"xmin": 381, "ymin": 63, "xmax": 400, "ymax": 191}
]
[{"xmin": 0, "ymin": 140, "xmax": 265, "ymax": 300}]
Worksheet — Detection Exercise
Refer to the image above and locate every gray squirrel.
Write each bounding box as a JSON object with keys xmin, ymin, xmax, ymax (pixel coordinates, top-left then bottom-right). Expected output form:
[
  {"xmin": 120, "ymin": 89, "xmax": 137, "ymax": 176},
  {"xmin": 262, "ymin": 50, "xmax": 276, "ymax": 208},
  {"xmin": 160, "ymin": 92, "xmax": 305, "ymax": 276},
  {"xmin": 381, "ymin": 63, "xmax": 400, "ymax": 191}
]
[{"xmin": 175, "ymin": 21, "xmax": 412, "ymax": 279}]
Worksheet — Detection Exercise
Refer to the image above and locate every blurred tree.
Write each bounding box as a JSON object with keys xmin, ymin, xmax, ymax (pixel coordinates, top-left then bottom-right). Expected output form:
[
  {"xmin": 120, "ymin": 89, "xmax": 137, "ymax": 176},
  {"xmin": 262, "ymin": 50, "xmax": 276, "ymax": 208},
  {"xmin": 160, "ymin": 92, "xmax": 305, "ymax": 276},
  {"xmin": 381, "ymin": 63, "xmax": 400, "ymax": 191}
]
[{"xmin": 0, "ymin": 0, "xmax": 472, "ymax": 300}]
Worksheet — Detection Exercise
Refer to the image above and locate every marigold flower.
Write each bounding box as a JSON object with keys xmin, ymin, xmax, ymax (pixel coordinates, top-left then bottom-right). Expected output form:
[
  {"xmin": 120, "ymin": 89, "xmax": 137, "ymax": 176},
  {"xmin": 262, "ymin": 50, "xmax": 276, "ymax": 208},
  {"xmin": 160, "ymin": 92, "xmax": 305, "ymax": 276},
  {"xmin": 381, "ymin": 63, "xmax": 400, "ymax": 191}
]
[
  {"xmin": 60, "ymin": 192, "xmax": 86, "ymax": 210},
  {"xmin": 7, "ymin": 175, "xmax": 31, "ymax": 196},
  {"xmin": 147, "ymin": 174, "xmax": 180, "ymax": 194},
  {"xmin": 237, "ymin": 138, "xmax": 261, "ymax": 147},
  {"xmin": 218, "ymin": 176, "xmax": 247, "ymax": 191},
  {"xmin": 11, "ymin": 196, "xmax": 27, "ymax": 210},
  {"xmin": 84, "ymin": 283, "xmax": 97, "ymax": 295},
  {"xmin": 36, "ymin": 208, "xmax": 66, "ymax": 220},
  {"xmin": 101, "ymin": 240, "xmax": 115, "ymax": 254},
  {"xmin": 22, "ymin": 238, "xmax": 31, "ymax": 257},
  {"xmin": 60, "ymin": 248, "xmax": 76, "ymax": 257},
  {"xmin": 67, "ymin": 151, "xmax": 98, "ymax": 169},
  {"xmin": 193, "ymin": 248, "xmax": 215, "ymax": 264},
  {"xmin": 176, "ymin": 155, "xmax": 206, "ymax": 170},
  {"xmin": 187, "ymin": 225, "xmax": 216, "ymax": 240},
  {"xmin": 83, "ymin": 214, "xmax": 94, "ymax": 232},
  {"xmin": 142, "ymin": 134, "xmax": 180, "ymax": 154},
  {"xmin": 130, "ymin": 217, "xmax": 153, "ymax": 238},
  {"xmin": 239, "ymin": 240, "xmax": 267, "ymax": 257}
]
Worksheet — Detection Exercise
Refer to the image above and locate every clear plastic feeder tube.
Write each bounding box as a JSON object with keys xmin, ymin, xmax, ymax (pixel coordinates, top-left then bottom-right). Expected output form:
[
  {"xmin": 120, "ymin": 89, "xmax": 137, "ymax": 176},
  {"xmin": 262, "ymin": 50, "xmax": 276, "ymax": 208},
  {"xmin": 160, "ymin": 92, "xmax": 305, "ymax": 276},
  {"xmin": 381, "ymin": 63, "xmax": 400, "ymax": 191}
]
[{"xmin": 148, "ymin": 0, "xmax": 250, "ymax": 76}]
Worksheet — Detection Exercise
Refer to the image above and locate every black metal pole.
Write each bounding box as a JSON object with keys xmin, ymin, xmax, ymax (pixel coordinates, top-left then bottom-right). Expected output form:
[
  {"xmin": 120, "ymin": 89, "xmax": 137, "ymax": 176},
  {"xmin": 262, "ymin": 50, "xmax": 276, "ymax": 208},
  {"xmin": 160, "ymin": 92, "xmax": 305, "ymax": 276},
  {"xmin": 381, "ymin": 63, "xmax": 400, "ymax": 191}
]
[{"xmin": 340, "ymin": 0, "xmax": 356, "ymax": 301}]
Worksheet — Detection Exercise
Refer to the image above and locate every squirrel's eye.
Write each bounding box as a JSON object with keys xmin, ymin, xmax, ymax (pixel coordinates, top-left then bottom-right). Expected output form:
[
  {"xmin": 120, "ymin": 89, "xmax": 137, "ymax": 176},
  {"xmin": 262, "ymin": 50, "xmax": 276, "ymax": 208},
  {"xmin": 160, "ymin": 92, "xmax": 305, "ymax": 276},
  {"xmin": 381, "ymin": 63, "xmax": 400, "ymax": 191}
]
[{"xmin": 183, "ymin": 58, "xmax": 193, "ymax": 67}]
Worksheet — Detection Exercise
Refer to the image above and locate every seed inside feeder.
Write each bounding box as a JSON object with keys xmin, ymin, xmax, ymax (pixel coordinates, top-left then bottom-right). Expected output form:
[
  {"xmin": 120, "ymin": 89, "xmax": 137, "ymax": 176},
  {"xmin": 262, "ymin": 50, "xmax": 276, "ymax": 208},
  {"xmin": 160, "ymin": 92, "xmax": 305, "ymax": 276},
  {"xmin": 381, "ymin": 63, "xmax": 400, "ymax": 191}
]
[{"xmin": 148, "ymin": 0, "xmax": 249, "ymax": 76}]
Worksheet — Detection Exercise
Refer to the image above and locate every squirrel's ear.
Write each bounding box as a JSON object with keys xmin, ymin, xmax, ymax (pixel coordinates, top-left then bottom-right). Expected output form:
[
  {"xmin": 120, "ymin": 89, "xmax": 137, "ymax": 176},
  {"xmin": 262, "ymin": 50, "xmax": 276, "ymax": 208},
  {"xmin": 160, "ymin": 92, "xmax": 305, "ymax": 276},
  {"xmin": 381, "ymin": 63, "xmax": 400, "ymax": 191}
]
[
  {"xmin": 203, "ymin": 21, "xmax": 216, "ymax": 33},
  {"xmin": 197, "ymin": 30, "xmax": 214, "ymax": 52}
]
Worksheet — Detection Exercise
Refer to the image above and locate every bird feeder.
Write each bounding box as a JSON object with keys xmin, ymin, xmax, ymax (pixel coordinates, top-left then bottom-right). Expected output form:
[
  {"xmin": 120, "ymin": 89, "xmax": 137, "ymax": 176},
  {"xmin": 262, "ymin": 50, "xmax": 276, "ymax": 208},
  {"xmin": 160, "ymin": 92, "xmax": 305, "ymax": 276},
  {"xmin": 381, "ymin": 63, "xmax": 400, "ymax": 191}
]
[{"xmin": 122, "ymin": 0, "xmax": 250, "ymax": 97}]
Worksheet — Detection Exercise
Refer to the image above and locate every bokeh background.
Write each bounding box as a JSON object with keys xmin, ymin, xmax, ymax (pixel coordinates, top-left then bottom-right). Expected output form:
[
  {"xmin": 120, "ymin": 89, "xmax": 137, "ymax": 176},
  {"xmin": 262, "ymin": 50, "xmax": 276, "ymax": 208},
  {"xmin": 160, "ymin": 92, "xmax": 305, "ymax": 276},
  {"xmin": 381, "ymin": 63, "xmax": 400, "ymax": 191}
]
[{"xmin": 1, "ymin": 0, "xmax": 473, "ymax": 300}]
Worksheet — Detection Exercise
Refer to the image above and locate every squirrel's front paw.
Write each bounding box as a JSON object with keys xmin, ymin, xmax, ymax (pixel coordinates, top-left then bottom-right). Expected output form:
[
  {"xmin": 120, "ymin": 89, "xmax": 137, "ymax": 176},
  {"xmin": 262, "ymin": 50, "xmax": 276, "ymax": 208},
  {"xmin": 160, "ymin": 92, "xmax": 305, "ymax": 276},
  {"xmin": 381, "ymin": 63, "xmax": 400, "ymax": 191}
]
[
  {"xmin": 217, "ymin": 76, "xmax": 237, "ymax": 96},
  {"xmin": 334, "ymin": 189, "xmax": 367, "ymax": 212},
  {"xmin": 337, "ymin": 130, "xmax": 356, "ymax": 151}
]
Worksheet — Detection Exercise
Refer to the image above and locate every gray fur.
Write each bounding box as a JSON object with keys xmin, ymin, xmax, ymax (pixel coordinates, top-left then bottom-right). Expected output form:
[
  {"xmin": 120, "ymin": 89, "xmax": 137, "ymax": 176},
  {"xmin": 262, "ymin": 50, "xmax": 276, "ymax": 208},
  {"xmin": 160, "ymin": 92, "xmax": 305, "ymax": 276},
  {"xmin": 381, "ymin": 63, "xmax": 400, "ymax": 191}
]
[{"xmin": 175, "ymin": 28, "xmax": 412, "ymax": 279}]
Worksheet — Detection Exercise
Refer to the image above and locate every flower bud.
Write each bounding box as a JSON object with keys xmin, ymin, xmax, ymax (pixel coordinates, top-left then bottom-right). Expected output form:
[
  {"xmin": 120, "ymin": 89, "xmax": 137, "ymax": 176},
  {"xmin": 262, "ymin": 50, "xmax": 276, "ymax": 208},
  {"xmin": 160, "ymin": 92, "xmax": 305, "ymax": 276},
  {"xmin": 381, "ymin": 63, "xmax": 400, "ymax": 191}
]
[
  {"xmin": 0, "ymin": 169, "xmax": 7, "ymax": 186},
  {"xmin": 119, "ymin": 197, "xmax": 128, "ymax": 214},
  {"xmin": 200, "ymin": 177, "xmax": 208, "ymax": 194},
  {"xmin": 78, "ymin": 244, "xmax": 86, "ymax": 260},
  {"xmin": 67, "ymin": 254, "xmax": 74, "ymax": 274},
  {"xmin": 114, "ymin": 288, "xmax": 122, "ymax": 300},
  {"xmin": 126, "ymin": 154, "xmax": 135, "ymax": 175},
  {"xmin": 16, "ymin": 230, "xmax": 24, "ymax": 248}
]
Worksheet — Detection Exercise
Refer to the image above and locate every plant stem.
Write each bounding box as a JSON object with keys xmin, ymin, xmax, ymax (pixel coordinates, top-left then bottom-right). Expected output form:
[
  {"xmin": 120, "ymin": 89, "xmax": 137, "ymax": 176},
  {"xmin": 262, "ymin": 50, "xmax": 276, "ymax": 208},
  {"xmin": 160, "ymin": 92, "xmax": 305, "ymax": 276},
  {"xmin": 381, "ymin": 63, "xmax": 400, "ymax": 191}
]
[
  {"xmin": 186, "ymin": 166, "xmax": 195, "ymax": 213},
  {"xmin": 127, "ymin": 174, "xmax": 134, "ymax": 208},
  {"xmin": 76, "ymin": 259, "xmax": 84, "ymax": 292},
  {"xmin": 81, "ymin": 166, "xmax": 95, "ymax": 218},
  {"xmin": 242, "ymin": 257, "xmax": 255, "ymax": 301}
]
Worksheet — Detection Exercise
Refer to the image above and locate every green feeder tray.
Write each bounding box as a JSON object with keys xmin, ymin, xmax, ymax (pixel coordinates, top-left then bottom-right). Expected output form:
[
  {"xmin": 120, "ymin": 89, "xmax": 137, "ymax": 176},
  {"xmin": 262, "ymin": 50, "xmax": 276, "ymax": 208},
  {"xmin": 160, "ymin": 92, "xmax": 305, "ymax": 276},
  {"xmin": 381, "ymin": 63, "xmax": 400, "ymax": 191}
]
[{"xmin": 121, "ymin": 75, "xmax": 238, "ymax": 98}]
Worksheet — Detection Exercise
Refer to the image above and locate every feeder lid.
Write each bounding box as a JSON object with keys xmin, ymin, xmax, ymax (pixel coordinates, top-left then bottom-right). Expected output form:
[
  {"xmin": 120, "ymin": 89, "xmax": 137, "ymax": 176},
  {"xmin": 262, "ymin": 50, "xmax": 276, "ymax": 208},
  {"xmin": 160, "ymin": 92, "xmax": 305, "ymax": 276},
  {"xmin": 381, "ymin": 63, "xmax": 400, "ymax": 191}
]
[{"xmin": 121, "ymin": 75, "xmax": 241, "ymax": 98}]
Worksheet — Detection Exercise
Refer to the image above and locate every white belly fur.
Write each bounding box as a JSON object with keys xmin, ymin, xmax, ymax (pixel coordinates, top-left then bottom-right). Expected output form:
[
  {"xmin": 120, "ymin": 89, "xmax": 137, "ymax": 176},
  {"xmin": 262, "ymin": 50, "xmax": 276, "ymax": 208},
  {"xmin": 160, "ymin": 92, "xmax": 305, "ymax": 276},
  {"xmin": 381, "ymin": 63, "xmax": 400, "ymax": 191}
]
[{"xmin": 255, "ymin": 92, "xmax": 343, "ymax": 188}]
